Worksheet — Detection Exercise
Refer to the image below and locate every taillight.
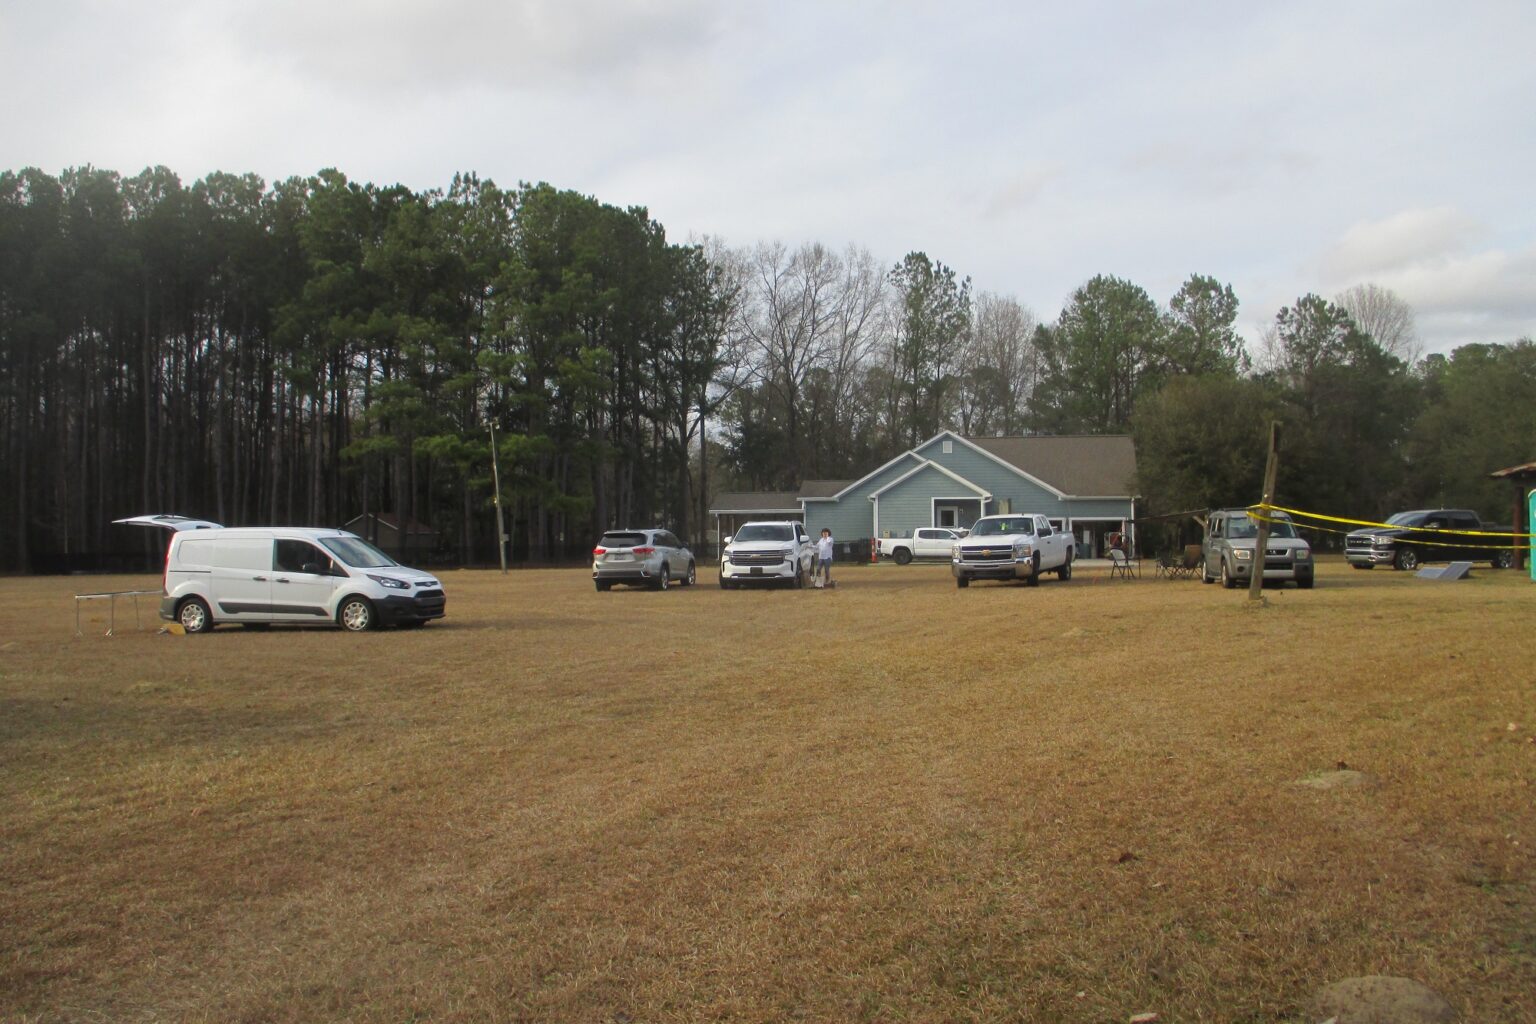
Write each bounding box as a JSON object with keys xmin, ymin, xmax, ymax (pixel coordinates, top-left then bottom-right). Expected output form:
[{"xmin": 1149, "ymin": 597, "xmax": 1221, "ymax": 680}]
[
  {"xmin": 162, "ymin": 543, "xmax": 170, "ymax": 594},
  {"xmin": 632, "ymin": 546, "xmax": 656, "ymax": 555},
  {"xmin": 592, "ymin": 546, "xmax": 607, "ymax": 556}
]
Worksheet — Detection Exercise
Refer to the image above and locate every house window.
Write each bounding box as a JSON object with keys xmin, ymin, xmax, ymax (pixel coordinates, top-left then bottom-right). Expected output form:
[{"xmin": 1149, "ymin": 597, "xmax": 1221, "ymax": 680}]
[{"xmin": 942, "ymin": 440, "xmax": 953, "ymax": 454}]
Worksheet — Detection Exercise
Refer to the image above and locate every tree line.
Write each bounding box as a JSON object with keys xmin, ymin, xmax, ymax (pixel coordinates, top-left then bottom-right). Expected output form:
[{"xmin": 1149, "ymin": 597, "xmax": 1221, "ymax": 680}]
[
  {"xmin": 1, "ymin": 166, "xmax": 727, "ymax": 569},
  {"xmin": 2, "ymin": 164, "xmax": 1533, "ymax": 570}
]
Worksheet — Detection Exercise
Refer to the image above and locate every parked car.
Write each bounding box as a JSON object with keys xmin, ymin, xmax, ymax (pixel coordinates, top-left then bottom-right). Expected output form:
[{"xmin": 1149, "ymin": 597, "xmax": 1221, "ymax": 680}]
[
  {"xmin": 592, "ymin": 529, "xmax": 696, "ymax": 591},
  {"xmin": 129, "ymin": 520, "xmax": 447, "ymax": 632},
  {"xmin": 1344, "ymin": 508, "xmax": 1515, "ymax": 571},
  {"xmin": 952, "ymin": 514, "xmax": 1074, "ymax": 588},
  {"xmin": 719, "ymin": 521, "xmax": 816, "ymax": 589},
  {"xmin": 878, "ymin": 527, "xmax": 966, "ymax": 564},
  {"xmin": 1201, "ymin": 508, "xmax": 1313, "ymax": 589}
]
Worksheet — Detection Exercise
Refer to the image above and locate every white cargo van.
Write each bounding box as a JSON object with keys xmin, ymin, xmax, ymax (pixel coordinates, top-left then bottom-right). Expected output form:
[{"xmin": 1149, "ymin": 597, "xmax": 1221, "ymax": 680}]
[{"xmin": 116, "ymin": 517, "xmax": 446, "ymax": 632}]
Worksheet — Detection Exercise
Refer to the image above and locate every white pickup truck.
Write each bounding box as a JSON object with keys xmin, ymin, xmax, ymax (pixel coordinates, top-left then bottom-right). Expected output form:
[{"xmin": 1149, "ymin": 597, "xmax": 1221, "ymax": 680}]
[
  {"xmin": 878, "ymin": 527, "xmax": 966, "ymax": 565},
  {"xmin": 952, "ymin": 513, "xmax": 1074, "ymax": 588}
]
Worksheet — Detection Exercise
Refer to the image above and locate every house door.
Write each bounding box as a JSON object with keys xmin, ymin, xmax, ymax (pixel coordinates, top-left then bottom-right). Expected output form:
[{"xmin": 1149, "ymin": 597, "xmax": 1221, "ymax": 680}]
[{"xmin": 936, "ymin": 506, "xmax": 958, "ymax": 528}]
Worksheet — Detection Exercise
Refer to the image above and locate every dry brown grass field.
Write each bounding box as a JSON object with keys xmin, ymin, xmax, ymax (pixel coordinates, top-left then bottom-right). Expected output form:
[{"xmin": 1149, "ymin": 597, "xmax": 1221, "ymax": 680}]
[{"xmin": 3, "ymin": 560, "xmax": 1534, "ymax": 1023}]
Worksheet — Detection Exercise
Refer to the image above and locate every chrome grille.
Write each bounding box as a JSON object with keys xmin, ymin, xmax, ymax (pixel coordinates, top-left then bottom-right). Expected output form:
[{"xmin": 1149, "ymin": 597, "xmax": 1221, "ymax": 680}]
[{"xmin": 729, "ymin": 551, "xmax": 787, "ymax": 566}]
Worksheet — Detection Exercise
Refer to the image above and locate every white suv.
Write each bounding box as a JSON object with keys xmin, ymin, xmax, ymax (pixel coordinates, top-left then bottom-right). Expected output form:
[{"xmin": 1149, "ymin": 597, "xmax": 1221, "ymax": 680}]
[{"xmin": 719, "ymin": 521, "xmax": 816, "ymax": 589}]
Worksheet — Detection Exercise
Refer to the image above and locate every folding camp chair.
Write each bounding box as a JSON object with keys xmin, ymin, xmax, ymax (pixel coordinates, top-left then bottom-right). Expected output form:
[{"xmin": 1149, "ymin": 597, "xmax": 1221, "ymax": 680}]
[{"xmin": 1109, "ymin": 549, "xmax": 1139, "ymax": 579}]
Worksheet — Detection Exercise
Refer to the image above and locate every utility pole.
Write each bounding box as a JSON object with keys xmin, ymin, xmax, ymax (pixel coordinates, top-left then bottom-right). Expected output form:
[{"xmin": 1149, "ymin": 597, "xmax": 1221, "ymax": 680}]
[
  {"xmin": 489, "ymin": 423, "xmax": 508, "ymax": 575},
  {"xmin": 1249, "ymin": 422, "xmax": 1281, "ymax": 602}
]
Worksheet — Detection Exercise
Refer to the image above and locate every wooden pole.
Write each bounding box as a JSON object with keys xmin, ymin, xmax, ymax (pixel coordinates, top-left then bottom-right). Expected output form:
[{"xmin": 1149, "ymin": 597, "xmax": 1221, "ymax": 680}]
[
  {"xmin": 489, "ymin": 424, "xmax": 508, "ymax": 575},
  {"xmin": 1249, "ymin": 422, "xmax": 1281, "ymax": 601}
]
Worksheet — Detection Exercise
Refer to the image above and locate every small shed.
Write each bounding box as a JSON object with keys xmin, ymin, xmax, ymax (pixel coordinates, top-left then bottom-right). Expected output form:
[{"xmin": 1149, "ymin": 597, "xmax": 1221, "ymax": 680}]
[
  {"xmin": 343, "ymin": 513, "xmax": 439, "ymax": 558},
  {"xmin": 1488, "ymin": 461, "xmax": 1536, "ymax": 570},
  {"xmin": 707, "ymin": 491, "xmax": 802, "ymax": 558}
]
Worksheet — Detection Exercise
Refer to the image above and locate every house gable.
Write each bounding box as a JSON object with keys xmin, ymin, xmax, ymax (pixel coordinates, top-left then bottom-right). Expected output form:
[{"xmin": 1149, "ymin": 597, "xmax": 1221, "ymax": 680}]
[
  {"xmin": 871, "ymin": 461, "xmax": 991, "ymax": 537},
  {"xmin": 914, "ymin": 431, "xmax": 1067, "ymax": 498}
]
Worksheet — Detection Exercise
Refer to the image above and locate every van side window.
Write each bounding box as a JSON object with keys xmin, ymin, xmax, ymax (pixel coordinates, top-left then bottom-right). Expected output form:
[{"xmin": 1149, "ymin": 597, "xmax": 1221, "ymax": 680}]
[{"xmin": 276, "ymin": 539, "xmax": 329, "ymax": 575}]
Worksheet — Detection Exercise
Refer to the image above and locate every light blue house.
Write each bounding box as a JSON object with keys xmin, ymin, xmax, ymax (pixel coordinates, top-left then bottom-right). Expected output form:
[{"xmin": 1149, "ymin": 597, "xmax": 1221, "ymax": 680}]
[{"xmin": 710, "ymin": 430, "xmax": 1139, "ymax": 558}]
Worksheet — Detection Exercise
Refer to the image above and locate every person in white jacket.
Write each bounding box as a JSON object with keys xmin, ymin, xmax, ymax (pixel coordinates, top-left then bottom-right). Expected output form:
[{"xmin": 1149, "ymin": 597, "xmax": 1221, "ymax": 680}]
[{"xmin": 815, "ymin": 528, "xmax": 834, "ymax": 587}]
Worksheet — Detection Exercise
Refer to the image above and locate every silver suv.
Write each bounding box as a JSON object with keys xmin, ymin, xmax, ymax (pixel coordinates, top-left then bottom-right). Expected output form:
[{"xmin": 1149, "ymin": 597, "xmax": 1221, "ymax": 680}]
[
  {"xmin": 1201, "ymin": 509, "xmax": 1314, "ymax": 589},
  {"xmin": 592, "ymin": 529, "xmax": 696, "ymax": 591}
]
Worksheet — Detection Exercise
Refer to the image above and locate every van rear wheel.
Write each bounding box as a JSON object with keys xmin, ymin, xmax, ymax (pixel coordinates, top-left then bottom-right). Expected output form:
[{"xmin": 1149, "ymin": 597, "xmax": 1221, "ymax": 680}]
[
  {"xmin": 338, "ymin": 596, "xmax": 375, "ymax": 632},
  {"xmin": 178, "ymin": 597, "xmax": 213, "ymax": 633}
]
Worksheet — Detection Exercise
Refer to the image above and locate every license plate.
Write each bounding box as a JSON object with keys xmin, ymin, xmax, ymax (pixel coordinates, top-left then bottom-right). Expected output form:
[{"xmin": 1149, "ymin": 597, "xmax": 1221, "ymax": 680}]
[
  {"xmin": 751, "ymin": 567, "xmax": 763, "ymax": 575},
  {"xmin": 610, "ymin": 553, "xmax": 631, "ymax": 561}
]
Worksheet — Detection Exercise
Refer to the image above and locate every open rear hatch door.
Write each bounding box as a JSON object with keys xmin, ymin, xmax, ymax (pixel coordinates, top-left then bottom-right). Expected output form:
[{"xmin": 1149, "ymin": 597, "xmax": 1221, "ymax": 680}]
[{"xmin": 113, "ymin": 514, "xmax": 223, "ymax": 532}]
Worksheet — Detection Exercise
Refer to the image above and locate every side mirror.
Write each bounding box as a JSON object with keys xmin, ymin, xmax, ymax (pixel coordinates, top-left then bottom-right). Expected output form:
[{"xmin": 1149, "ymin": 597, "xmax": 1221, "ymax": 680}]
[{"xmin": 723, "ymin": 535, "xmax": 733, "ymax": 545}]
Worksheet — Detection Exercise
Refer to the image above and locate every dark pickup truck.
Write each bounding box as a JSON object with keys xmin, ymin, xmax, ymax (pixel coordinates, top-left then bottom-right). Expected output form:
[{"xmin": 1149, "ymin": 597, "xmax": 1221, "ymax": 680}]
[{"xmin": 1345, "ymin": 508, "xmax": 1517, "ymax": 571}]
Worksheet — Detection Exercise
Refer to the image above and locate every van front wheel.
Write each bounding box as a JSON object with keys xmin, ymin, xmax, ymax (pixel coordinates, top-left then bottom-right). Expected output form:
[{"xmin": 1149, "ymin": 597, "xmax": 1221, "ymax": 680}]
[
  {"xmin": 178, "ymin": 597, "xmax": 213, "ymax": 633},
  {"xmin": 338, "ymin": 596, "xmax": 376, "ymax": 632}
]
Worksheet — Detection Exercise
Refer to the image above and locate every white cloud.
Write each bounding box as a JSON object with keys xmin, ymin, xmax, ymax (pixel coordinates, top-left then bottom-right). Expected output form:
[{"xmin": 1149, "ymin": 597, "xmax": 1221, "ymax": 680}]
[
  {"xmin": 224, "ymin": 0, "xmax": 722, "ymax": 96},
  {"xmin": 1322, "ymin": 207, "xmax": 1483, "ymax": 281}
]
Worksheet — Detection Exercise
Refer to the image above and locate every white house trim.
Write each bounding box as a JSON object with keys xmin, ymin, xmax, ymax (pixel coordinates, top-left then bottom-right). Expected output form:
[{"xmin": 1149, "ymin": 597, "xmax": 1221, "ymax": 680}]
[
  {"xmin": 867, "ymin": 458, "xmax": 991, "ymax": 500},
  {"xmin": 931, "ymin": 496, "xmax": 984, "ymax": 529},
  {"xmin": 817, "ymin": 451, "xmax": 926, "ymax": 501},
  {"xmin": 919, "ymin": 430, "xmax": 1071, "ymax": 500}
]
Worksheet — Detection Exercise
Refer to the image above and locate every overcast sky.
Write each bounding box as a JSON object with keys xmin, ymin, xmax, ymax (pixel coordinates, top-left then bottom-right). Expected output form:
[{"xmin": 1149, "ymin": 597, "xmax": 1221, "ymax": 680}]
[{"xmin": 5, "ymin": 1, "xmax": 1533, "ymax": 355}]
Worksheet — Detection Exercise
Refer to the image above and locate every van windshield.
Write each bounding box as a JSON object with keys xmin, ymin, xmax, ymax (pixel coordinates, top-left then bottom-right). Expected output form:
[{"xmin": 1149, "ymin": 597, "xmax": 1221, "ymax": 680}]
[{"xmin": 320, "ymin": 536, "xmax": 400, "ymax": 568}]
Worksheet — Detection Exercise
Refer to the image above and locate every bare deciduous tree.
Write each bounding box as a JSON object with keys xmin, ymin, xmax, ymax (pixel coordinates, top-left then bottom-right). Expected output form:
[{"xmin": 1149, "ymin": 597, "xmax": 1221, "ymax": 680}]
[
  {"xmin": 1335, "ymin": 283, "xmax": 1420, "ymax": 365},
  {"xmin": 958, "ymin": 292, "xmax": 1040, "ymax": 436}
]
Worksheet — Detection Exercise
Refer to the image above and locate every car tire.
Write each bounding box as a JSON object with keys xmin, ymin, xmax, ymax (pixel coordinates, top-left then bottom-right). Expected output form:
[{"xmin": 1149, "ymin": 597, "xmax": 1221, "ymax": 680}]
[
  {"xmin": 1057, "ymin": 556, "xmax": 1072, "ymax": 581},
  {"xmin": 893, "ymin": 547, "xmax": 912, "ymax": 565},
  {"xmin": 595, "ymin": 580, "xmax": 612, "ymax": 592},
  {"xmin": 178, "ymin": 597, "xmax": 214, "ymax": 633},
  {"xmin": 1025, "ymin": 553, "xmax": 1041, "ymax": 587},
  {"xmin": 793, "ymin": 566, "xmax": 804, "ymax": 589},
  {"xmin": 1394, "ymin": 547, "xmax": 1419, "ymax": 572},
  {"xmin": 684, "ymin": 561, "xmax": 697, "ymax": 585},
  {"xmin": 1352, "ymin": 563, "xmax": 1372, "ymax": 570},
  {"xmin": 1202, "ymin": 561, "xmax": 1216, "ymax": 584},
  {"xmin": 1493, "ymin": 549, "xmax": 1515, "ymax": 569},
  {"xmin": 1297, "ymin": 574, "xmax": 1315, "ymax": 589},
  {"xmin": 719, "ymin": 576, "xmax": 730, "ymax": 590},
  {"xmin": 338, "ymin": 596, "xmax": 375, "ymax": 632},
  {"xmin": 654, "ymin": 565, "xmax": 670, "ymax": 591},
  {"xmin": 1221, "ymin": 559, "xmax": 1237, "ymax": 589},
  {"xmin": 956, "ymin": 575, "xmax": 970, "ymax": 588}
]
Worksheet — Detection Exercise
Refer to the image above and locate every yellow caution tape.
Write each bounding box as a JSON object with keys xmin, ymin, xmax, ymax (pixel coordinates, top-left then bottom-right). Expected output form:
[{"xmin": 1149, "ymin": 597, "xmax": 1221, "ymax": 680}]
[
  {"xmin": 1253, "ymin": 502, "xmax": 1531, "ymax": 536},
  {"xmin": 1247, "ymin": 503, "xmax": 1530, "ymax": 550}
]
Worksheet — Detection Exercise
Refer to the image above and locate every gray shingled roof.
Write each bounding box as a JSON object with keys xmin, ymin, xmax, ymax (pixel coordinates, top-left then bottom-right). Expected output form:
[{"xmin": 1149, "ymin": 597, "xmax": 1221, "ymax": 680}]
[
  {"xmin": 797, "ymin": 479, "xmax": 854, "ymax": 499},
  {"xmin": 965, "ymin": 435, "xmax": 1137, "ymax": 496},
  {"xmin": 708, "ymin": 491, "xmax": 802, "ymax": 513}
]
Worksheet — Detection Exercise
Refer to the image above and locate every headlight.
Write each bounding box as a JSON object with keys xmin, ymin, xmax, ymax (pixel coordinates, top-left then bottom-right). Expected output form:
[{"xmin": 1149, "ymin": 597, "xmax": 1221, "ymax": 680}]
[
  {"xmin": 368, "ymin": 574, "xmax": 411, "ymax": 590},
  {"xmin": 1233, "ymin": 549, "xmax": 1253, "ymax": 561},
  {"xmin": 1373, "ymin": 536, "xmax": 1394, "ymax": 546},
  {"xmin": 1294, "ymin": 549, "xmax": 1310, "ymax": 560}
]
